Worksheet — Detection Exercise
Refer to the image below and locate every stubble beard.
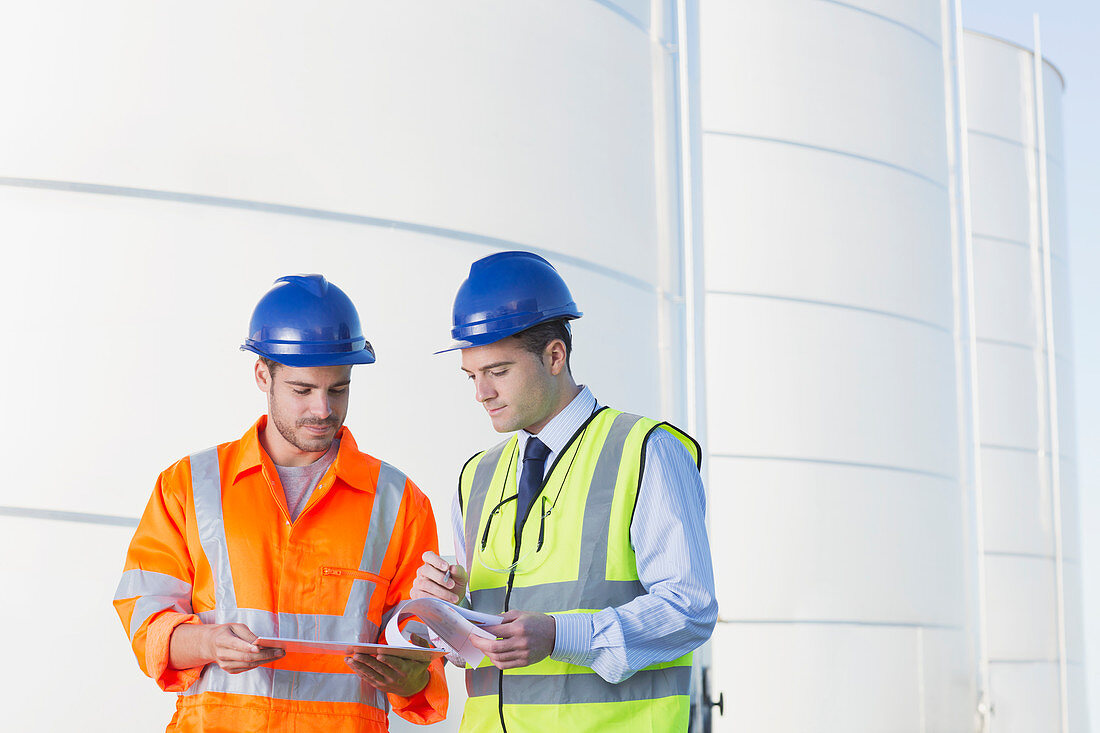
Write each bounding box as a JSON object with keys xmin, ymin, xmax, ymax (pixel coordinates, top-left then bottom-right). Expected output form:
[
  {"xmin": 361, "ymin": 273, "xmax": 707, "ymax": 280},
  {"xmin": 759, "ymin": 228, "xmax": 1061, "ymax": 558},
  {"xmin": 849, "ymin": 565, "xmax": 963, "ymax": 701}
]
[{"xmin": 270, "ymin": 397, "xmax": 340, "ymax": 453}]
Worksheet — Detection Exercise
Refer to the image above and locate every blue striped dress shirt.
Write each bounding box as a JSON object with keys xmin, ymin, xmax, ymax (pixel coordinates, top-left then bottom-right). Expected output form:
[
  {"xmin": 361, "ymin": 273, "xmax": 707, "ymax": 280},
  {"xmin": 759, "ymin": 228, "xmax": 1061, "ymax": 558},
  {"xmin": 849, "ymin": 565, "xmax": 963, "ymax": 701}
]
[{"xmin": 451, "ymin": 385, "xmax": 718, "ymax": 683}]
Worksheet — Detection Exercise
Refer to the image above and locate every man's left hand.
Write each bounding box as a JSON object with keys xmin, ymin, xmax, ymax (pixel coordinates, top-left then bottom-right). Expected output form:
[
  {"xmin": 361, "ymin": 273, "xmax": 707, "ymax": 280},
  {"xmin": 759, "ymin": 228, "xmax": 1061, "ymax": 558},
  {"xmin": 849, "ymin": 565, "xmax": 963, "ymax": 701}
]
[
  {"xmin": 470, "ymin": 610, "xmax": 556, "ymax": 669},
  {"xmin": 345, "ymin": 653, "xmax": 430, "ymax": 697}
]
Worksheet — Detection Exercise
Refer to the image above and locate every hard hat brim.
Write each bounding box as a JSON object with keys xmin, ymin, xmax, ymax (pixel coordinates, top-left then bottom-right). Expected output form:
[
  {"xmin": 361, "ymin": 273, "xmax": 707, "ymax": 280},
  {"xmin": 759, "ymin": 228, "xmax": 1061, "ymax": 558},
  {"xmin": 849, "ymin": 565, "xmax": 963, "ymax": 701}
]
[
  {"xmin": 433, "ymin": 311, "xmax": 580, "ymax": 354},
  {"xmin": 433, "ymin": 339, "xmax": 477, "ymax": 355},
  {"xmin": 240, "ymin": 344, "xmax": 376, "ymax": 367}
]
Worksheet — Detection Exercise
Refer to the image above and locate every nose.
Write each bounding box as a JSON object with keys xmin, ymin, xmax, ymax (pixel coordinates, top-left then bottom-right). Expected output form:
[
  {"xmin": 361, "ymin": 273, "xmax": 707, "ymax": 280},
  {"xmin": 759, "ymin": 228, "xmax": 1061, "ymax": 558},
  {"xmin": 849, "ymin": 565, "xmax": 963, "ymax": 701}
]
[
  {"xmin": 309, "ymin": 391, "xmax": 333, "ymax": 419},
  {"xmin": 474, "ymin": 376, "xmax": 497, "ymax": 404}
]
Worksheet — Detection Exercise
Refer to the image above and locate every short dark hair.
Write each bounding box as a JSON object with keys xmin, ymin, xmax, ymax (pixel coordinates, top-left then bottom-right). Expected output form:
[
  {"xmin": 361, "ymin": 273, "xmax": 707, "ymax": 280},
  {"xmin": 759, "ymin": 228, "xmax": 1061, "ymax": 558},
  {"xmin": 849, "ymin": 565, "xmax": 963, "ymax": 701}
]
[
  {"xmin": 259, "ymin": 356, "xmax": 281, "ymax": 377},
  {"xmin": 511, "ymin": 319, "xmax": 573, "ymax": 372}
]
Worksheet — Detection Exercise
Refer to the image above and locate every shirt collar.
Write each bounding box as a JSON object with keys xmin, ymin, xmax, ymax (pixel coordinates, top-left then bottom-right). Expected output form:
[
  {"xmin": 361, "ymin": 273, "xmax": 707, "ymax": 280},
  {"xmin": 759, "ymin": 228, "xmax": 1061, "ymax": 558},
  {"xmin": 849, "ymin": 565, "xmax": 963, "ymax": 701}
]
[
  {"xmin": 517, "ymin": 385, "xmax": 597, "ymax": 457},
  {"xmin": 232, "ymin": 416, "xmax": 375, "ymax": 492}
]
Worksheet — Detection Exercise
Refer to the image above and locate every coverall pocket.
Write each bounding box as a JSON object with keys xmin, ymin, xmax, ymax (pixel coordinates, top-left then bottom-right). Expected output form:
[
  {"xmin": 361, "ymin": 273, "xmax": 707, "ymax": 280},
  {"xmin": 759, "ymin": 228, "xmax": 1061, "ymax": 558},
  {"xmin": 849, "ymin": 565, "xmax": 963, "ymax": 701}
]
[
  {"xmin": 320, "ymin": 566, "xmax": 391, "ymax": 632},
  {"xmin": 321, "ymin": 566, "xmax": 389, "ymax": 585}
]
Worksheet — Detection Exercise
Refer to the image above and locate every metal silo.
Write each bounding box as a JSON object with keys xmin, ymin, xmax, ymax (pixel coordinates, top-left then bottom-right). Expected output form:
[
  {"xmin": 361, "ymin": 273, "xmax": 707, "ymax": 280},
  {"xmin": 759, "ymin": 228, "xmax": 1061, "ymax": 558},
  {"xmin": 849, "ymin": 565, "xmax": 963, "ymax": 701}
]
[
  {"xmin": 0, "ymin": 2, "xmax": 693, "ymax": 730},
  {"xmin": 961, "ymin": 27, "xmax": 1086, "ymax": 733},
  {"xmin": 698, "ymin": 0, "xmax": 974, "ymax": 729},
  {"xmin": 1, "ymin": 2, "xmax": 1089, "ymax": 731}
]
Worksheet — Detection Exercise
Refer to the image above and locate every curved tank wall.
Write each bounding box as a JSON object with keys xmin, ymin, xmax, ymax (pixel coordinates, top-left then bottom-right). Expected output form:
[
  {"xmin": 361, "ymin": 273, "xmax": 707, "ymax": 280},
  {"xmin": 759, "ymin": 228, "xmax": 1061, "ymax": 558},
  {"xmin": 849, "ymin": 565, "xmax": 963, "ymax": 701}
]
[
  {"xmin": 699, "ymin": 0, "xmax": 974, "ymax": 729},
  {"xmin": 962, "ymin": 30, "xmax": 1086, "ymax": 733},
  {"xmin": 0, "ymin": 2, "xmax": 690, "ymax": 730}
]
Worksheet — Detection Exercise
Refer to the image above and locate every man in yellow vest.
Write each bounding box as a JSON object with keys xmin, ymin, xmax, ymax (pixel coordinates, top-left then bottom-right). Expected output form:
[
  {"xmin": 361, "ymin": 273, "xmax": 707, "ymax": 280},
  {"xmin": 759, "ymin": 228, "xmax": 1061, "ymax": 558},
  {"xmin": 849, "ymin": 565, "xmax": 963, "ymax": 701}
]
[{"xmin": 413, "ymin": 251, "xmax": 717, "ymax": 731}]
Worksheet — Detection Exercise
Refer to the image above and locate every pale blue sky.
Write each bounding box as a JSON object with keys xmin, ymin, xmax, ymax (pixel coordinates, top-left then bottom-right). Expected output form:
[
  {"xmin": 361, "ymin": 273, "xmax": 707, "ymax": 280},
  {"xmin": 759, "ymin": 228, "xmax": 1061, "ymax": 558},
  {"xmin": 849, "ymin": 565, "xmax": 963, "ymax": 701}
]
[{"xmin": 962, "ymin": 0, "xmax": 1100, "ymax": 725}]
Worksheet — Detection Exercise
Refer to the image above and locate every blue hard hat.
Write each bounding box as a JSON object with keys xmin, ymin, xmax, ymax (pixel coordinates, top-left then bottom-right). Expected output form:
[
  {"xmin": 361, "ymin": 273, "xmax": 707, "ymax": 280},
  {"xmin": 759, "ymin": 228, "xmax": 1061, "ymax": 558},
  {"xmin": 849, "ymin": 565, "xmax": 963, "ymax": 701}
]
[
  {"xmin": 437, "ymin": 251, "xmax": 582, "ymax": 353},
  {"xmin": 241, "ymin": 274, "xmax": 376, "ymax": 367}
]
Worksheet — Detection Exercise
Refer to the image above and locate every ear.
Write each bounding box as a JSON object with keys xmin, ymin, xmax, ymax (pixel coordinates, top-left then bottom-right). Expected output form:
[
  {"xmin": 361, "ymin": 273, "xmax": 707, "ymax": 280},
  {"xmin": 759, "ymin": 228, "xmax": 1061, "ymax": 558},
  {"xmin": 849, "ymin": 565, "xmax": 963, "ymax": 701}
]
[
  {"xmin": 545, "ymin": 339, "xmax": 568, "ymax": 376},
  {"xmin": 255, "ymin": 359, "xmax": 273, "ymax": 392}
]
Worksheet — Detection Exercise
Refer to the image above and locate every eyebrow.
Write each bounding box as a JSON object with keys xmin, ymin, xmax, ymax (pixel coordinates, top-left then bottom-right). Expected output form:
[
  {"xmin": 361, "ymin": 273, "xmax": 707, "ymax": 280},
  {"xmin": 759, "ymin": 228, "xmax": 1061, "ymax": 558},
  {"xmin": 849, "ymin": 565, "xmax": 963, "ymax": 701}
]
[
  {"xmin": 461, "ymin": 361, "xmax": 515, "ymax": 375},
  {"xmin": 284, "ymin": 379, "xmax": 352, "ymax": 389}
]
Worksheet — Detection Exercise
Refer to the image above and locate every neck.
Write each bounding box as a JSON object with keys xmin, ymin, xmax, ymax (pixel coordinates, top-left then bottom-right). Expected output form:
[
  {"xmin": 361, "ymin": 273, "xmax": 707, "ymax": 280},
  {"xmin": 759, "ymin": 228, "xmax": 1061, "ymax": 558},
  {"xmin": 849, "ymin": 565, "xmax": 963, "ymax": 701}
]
[
  {"xmin": 526, "ymin": 380, "xmax": 582, "ymax": 435},
  {"xmin": 259, "ymin": 419, "xmax": 330, "ymax": 467}
]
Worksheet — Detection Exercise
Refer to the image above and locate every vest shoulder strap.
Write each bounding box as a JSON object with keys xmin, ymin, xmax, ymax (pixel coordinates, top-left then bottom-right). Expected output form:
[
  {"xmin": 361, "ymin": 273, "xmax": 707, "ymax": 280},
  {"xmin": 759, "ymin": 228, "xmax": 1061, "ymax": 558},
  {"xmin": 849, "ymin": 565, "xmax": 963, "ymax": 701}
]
[{"xmin": 459, "ymin": 436, "xmax": 515, "ymax": 571}]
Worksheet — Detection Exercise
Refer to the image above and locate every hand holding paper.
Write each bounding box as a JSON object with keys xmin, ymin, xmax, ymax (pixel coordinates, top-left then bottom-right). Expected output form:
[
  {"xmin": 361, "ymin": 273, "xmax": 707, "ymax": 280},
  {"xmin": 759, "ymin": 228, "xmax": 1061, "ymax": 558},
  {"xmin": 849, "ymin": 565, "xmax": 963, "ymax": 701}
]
[
  {"xmin": 468, "ymin": 610, "xmax": 556, "ymax": 669},
  {"xmin": 385, "ymin": 598, "xmax": 503, "ymax": 667}
]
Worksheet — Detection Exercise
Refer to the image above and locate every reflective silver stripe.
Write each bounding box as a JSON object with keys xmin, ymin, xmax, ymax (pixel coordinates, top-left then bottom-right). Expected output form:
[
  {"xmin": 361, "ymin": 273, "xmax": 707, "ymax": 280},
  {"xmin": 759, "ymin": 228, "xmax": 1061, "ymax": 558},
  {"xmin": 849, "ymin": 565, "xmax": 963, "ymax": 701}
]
[
  {"xmin": 116, "ymin": 566, "xmax": 195, "ymax": 639},
  {"xmin": 190, "ymin": 447, "xmax": 236, "ymax": 622},
  {"xmin": 574, "ymin": 412, "xmax": 644, "ymax": 609},
  {"xmin": 184, "ymin": 659, "xmax": 273, "ymax": 698},
  {"xmin": 466, "ymin": 665, "xmax": 499, "ymax": 697},
  {"xmin": 469, "ymin": 586, "xmax": 506, "ymax": 613},
  {"xmin": 341, "ymin": 461, "xmax": 405, "ymax": 637},
  {"xmin": 464, "ymin": 440, "xmax": 511, "ymax": 572},
  {"xmin": 195, "ymin": 607, "xmax": 379, "ymax": 645},
  {"xmin": 501, "ymin": 579, "xmax": 644, "ymax": 612},
  {"xmin": 283, "ymin": 611, "xmax": 380, "ymax": 643},
  {"xmin": 500, "ymin": 666, "xmax": 692, "ymax": 705},
  {"xmin": 184, "ymin": 665, "xmax": 386, "ymax": 707},
  {"xmin": 471, "ymin": 580, "xmax": 643, "ymax": 612},
  {"xmin": 361, "ymin": 461, "xmax": 406, "ymax": 577},
  {"xmin": 294, "ymin": 670, "xmax": 387, "ymax": 707},
  {"xmin": 115, "ymin": 568, "xmax": 192, "ymax": 601},
  {"xmin": 128, "ymin": 596, "xmax": 194, "ymax": 639}
]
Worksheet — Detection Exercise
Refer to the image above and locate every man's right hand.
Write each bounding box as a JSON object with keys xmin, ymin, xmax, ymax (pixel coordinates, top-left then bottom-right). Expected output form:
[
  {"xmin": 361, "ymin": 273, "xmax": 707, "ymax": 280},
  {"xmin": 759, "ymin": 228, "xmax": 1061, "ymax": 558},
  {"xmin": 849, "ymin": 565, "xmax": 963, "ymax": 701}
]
[
  {"xmin": 411, "ymin": 551, "xmax": 468, "ymax": 604},
  {"xmin": 170, "ymin": 622, "xmax": 284, "ymax": 673}
]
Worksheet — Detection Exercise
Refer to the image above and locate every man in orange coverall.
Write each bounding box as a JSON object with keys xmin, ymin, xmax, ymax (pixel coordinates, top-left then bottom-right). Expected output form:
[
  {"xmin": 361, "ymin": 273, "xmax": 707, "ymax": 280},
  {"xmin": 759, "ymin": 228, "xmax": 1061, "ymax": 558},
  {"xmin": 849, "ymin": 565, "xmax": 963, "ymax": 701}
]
[{"xmin": 113, "ymin": 274, "xmax": 447, "ymax": 732}]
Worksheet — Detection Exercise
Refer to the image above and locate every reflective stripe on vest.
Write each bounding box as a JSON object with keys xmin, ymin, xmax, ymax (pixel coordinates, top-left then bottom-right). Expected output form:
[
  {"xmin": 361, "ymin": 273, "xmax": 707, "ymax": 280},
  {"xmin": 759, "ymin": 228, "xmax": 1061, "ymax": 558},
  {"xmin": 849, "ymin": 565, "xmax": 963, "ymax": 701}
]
[
  {"xmin": 178, "ymin": 446, "xmax": 403, "ymax": 708},
  {"xmin": 462, "ymin": 438, "xmax": 509, "ymax": 574},
  {"xmin": 114, "ymin": 569, "xmax": 194, "ymax": 639},
  {"xmin": 466, "ymin": 664, "xmax": 692, "ymax": 703},
  {"xmin": 459, "ymin": 409, "xmax": 700, "ymax": 731}
]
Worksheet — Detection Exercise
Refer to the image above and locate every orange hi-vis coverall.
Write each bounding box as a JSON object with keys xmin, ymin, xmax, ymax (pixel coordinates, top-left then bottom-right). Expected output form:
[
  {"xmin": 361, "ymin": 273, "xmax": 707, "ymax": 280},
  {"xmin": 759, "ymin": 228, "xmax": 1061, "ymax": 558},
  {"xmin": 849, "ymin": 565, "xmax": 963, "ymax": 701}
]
[{"xmin": 113, "ymin": 417, "xmax": 447, "ymax": 732}]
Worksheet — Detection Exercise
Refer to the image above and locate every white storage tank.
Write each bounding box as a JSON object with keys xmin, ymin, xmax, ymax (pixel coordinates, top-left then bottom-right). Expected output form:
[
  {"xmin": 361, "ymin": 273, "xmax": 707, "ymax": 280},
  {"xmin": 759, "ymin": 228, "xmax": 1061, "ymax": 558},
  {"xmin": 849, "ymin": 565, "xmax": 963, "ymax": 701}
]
[
  {"xmin": 1, "ymin": 3, "xmax": 1089, "ymax": 732},
  {"xmin": 962, "ymin": 28, "xmax": 1086, "ymax": 733},
  {"xmin": 0, "ymin": 2, "xmax": 691, "ymax": 730},
  {"xmin": 698, "ymin": 0, "xmax": 974, "ymax": 729}
]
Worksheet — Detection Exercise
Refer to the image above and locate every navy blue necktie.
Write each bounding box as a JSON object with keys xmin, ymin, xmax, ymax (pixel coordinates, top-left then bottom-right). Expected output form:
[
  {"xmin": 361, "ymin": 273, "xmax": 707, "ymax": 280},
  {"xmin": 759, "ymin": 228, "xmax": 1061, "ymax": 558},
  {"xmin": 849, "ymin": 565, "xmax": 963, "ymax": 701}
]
[{"xmin": 516, "ymin": 437, "xmax": 551, "ymax": 534}]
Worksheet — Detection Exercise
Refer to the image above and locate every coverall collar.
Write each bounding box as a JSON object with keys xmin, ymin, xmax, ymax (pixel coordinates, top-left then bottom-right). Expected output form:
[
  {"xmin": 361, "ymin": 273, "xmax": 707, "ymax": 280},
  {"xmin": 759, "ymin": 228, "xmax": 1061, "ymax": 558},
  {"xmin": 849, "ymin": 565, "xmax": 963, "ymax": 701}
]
[{"xmin": 232, "ymin": 416, "xmax": 377, "ymax": 492}]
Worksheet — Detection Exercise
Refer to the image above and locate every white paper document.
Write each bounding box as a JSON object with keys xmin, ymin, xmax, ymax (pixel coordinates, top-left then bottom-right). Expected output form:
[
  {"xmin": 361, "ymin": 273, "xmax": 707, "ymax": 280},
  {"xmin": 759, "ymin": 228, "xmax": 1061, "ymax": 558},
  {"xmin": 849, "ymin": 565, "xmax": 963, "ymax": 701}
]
[{"xmin": 385, "ymin": 598, "xmax": 503, "ymax": 667}]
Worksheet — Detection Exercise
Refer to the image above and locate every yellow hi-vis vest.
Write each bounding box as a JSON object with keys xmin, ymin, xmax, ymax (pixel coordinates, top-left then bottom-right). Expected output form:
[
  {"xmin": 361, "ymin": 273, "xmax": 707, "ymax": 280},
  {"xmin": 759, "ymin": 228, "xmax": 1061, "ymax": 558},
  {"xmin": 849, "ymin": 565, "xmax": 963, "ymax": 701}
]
[{"xmin": 458, "ymin": 407, "xmax": 701, "ymax": 733}]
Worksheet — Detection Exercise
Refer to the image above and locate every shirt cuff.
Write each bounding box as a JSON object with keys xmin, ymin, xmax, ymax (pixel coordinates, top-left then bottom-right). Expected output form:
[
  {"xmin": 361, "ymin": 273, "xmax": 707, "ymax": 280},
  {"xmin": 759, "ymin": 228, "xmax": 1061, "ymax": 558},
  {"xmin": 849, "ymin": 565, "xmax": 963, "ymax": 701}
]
[
  {"xmin": 549, "ymin": 613, "xmax": 595, "ymax": 667},
  {"xmin": 389, "ymin": 656, "xmax": 448, "ymax": 725},
  {"xmin": 146, "ymin": 611, "xmax": 203, "ymax": 692}
]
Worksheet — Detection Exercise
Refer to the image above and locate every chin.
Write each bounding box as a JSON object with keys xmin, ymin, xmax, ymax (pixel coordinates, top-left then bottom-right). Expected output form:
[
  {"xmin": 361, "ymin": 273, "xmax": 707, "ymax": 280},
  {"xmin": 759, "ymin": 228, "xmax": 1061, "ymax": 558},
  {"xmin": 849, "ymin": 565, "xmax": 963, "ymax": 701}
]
[
  {"xmin": 489, "ymin": 415, "xmax": 518, "ymax": 433},
  {"xmin": 296, "ymin": 435, "xmax": 333, "ymax": 452}
]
